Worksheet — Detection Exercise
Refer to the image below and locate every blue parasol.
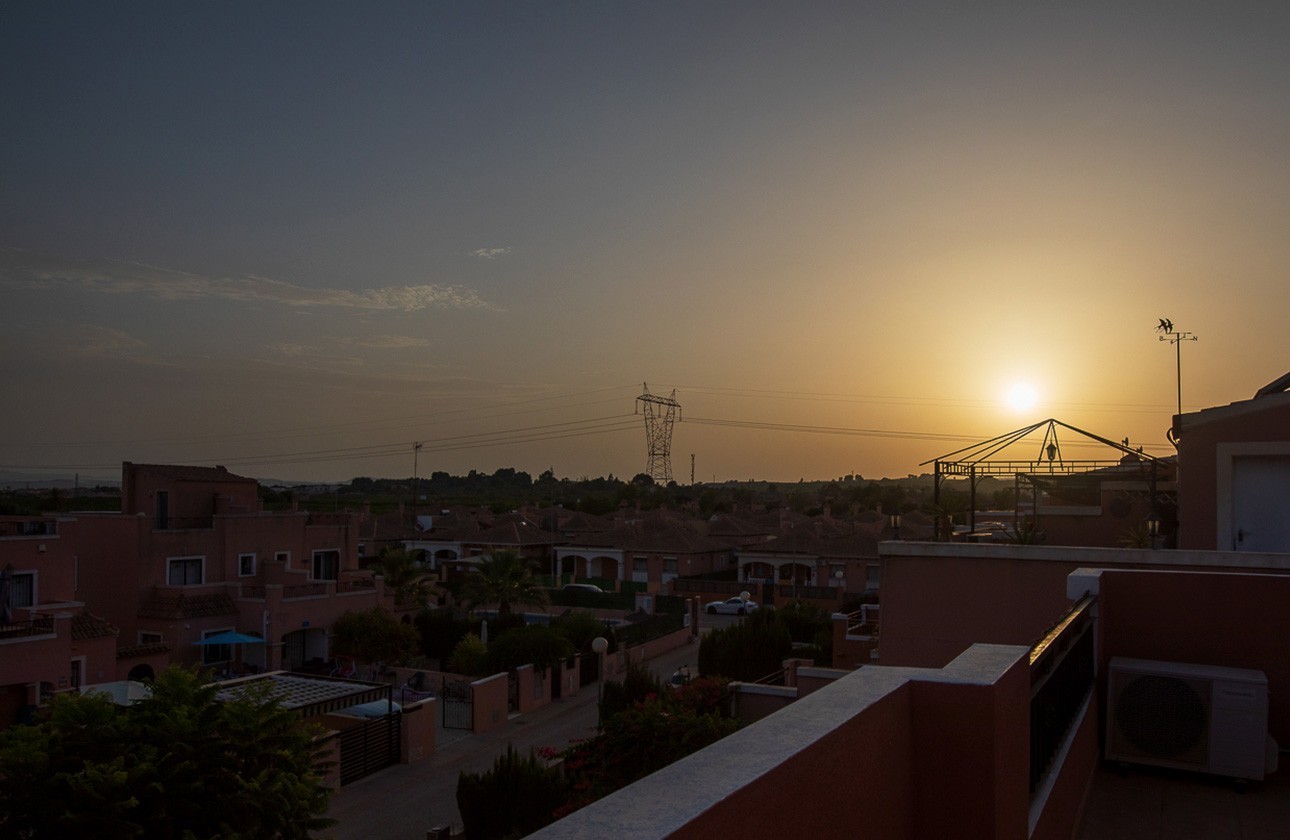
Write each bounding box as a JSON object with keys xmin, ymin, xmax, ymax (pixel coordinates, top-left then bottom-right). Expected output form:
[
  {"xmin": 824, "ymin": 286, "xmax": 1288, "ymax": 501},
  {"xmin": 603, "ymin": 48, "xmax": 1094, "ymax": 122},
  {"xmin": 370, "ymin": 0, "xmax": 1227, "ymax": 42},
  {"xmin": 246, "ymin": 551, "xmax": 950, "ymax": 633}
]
[{"xmin": 193, "ymin": 630, "xmax": 266, "ymax": 646}]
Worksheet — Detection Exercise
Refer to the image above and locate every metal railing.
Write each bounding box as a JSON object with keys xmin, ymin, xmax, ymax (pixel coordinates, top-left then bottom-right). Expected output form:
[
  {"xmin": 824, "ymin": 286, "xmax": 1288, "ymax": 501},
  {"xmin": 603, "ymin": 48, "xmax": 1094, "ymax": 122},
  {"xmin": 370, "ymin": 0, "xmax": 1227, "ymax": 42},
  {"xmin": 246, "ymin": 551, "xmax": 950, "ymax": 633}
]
[
  {"xmin": 0, "ymin": 615, "xmax": 56, "ymax": 639},
  {"xmin": 1029, "ymin": 595, "xmax": 1095, "ymax": 796},
  {"xmin": 283, "ymin": 582, "xmax": 329, "ymax": 599},
  {"xmin": 154, "ymin": 517, "xmax": 214, "ymax": 531},
  {"xmin": 0, "ymin": 519, "xmax": 57, "ymax": 537}
]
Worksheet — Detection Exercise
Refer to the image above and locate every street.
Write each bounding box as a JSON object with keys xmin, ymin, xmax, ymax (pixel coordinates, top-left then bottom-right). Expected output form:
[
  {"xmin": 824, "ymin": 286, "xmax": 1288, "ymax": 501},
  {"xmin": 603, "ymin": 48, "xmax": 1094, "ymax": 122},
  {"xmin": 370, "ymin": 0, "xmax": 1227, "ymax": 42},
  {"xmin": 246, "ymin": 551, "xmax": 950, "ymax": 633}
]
[{"xmin": 325, "ymin": 636, "xmax": 709, "ymax": 839}]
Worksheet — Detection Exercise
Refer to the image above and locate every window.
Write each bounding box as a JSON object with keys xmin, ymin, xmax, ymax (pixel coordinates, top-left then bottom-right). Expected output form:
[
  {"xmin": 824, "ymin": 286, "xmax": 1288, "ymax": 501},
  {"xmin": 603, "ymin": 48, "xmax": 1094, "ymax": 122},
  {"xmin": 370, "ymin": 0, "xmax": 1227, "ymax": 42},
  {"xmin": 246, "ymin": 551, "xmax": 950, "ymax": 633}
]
[
  {"xmin": 139, "ymin": 631, "xmax": 163, "ymax": 645},
  {"xmin": 237, "ymin": 553, "xmax": 256, "ymax": 577},
  {"xmin": 632, "ymin": 557, "xmax": 647, "ymax": 572},
  {"xmin": 156, "ymin": 490, "xmax": 169, "ymax": 529},
  {"xmin": 274, "ymin": 551, "xmax": 290, "ymax": 563},
  {"xmin": 6, "ymin": 572, "xmax": 35, "ymax": 610},
  {"xmin": 167, "ymin": 557, "xmax": 203, "ymax": 586},
  {"xmin": 70, "ymin": 657, "xmax": 84, "ymax": 690},
  {"xmin": 663, "ymin": 558, "xmax": 678, "ymax": 574},
  {"xmin": 312, "ymin": 550, "xmax": 340, "ymax": 581},
  {"xmin": 201, "ymin": 628, "xmax": 232, "ymax": 666}
]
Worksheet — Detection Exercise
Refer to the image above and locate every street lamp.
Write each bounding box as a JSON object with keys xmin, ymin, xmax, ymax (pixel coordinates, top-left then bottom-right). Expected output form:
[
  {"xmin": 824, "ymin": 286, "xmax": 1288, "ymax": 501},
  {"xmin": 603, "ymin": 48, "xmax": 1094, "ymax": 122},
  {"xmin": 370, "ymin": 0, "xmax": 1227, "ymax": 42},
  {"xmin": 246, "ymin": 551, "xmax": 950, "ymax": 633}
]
[
  {"xmin": 1146, "ymin": 512, "xmax": 1161, "ymax": 550},
  {"xmin": 889, "ymin": 511, "xmax": 902, "ymax": 541},
  {"xmin": 592, "ymin": 636, "xmax": 608, "ymax": 702}
]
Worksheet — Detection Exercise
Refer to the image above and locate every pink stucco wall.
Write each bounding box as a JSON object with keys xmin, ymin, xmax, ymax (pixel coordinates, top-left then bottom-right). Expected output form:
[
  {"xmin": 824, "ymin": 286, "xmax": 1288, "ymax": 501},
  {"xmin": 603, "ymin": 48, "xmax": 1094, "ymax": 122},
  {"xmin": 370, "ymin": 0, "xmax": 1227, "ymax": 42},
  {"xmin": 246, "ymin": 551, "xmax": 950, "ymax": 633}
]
[
  {"xmin": 471, "ymin": 671, "xmax": 509, "ymax": 734},
  {"xmin": 1098, "ymin": 568, "xmax": 1290, "ymax": 745},
  {"xmin": 1176, "ymin": 398, "xmax": 1290, "ymax": 550},
  {"xmin": 878, "ymin": 543, "xmax": 1290, "ymax": 670},
  {"xmin": 676, "ymin": 679, "xmax": 917, "ymax": 840},
  {"xmin": 400, "ymin": 698, "xmax": 435, "ymax": 763}
]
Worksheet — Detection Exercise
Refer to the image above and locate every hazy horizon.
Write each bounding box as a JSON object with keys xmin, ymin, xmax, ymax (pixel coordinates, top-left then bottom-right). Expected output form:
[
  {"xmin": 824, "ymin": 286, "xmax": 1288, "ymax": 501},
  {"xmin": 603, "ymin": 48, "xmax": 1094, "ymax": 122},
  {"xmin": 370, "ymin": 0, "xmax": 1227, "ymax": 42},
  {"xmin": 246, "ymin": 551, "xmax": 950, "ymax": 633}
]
[{"xmin": 4, "ymin": 4, "xmax": 1287, "ymax": 484}]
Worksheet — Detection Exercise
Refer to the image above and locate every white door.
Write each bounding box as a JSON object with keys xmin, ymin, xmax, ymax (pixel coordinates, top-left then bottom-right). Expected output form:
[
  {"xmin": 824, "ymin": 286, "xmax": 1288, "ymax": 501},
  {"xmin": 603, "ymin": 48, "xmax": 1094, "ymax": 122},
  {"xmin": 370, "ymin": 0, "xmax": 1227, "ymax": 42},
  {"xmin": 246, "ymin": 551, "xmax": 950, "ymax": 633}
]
[{"xmin": 1231, "ymin": 455, "xmax": 1290, "ymax": 551}]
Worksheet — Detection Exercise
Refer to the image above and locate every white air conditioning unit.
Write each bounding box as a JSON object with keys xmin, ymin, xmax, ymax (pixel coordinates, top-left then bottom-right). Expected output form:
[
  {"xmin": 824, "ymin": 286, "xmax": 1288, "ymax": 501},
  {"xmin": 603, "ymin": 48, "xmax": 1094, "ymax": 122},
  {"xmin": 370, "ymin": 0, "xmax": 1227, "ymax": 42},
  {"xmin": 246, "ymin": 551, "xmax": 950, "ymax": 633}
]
[{"xmin": 1106, "ymin": 657, "xmax": 1278, "ymax": 780}]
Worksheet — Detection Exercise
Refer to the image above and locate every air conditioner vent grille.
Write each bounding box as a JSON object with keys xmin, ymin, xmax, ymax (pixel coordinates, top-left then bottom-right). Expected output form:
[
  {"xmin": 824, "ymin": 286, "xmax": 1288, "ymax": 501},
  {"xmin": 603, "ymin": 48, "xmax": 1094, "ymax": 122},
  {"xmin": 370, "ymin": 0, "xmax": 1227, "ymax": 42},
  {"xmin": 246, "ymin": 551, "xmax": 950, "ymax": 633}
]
[{"xmin": 1111, "ymin": 674, "xmax": 1210, "ymax": 764}]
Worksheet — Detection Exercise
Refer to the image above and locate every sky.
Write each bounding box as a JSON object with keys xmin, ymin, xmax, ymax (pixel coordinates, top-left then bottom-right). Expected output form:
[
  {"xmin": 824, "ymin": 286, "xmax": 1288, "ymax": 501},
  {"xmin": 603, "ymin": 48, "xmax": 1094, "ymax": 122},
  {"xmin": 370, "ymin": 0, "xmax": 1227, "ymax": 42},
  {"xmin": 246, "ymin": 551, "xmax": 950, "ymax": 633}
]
[{"xmin": 3, "ymin": 3, "xmax": 1288, "ymax": 485}]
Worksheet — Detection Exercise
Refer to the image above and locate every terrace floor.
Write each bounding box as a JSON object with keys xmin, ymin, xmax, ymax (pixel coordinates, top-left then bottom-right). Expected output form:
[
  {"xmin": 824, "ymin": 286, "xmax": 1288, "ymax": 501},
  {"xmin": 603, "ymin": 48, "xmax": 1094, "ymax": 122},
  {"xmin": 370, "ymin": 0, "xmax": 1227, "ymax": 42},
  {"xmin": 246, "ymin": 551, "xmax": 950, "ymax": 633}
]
[{"xmin": 1078, "ymin": 762, "xmax": 1290, "ymax": 839}]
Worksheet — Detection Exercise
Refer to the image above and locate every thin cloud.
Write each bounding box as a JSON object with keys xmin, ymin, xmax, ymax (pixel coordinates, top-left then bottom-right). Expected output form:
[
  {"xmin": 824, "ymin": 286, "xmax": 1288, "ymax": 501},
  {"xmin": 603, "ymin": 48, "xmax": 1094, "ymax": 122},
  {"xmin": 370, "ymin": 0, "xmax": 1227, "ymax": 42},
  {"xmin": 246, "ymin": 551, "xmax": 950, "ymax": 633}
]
[
  {"xmin": 469, "ymin": 247, "xmax": 511, "ymax": 260},
  {"xmin": 339, "ymin": 335, "xmax": 432, "ymax": 349},
  {"xmin": 0, "ymin": 248, "xmax": 497, "ymax": 312}
]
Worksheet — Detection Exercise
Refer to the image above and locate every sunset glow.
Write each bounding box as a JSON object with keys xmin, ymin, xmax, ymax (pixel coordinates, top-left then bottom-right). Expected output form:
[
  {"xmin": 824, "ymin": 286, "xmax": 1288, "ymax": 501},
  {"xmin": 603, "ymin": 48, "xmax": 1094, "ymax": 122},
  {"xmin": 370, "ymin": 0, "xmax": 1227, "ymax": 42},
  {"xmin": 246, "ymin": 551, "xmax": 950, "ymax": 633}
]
[
  {"xmin": 1004, "ymin": 383, "xmax": 1040, "ymax": 414},
  {"xmin": 2, "ymin": 5, "xmax": 1288, "ymax": 484}
]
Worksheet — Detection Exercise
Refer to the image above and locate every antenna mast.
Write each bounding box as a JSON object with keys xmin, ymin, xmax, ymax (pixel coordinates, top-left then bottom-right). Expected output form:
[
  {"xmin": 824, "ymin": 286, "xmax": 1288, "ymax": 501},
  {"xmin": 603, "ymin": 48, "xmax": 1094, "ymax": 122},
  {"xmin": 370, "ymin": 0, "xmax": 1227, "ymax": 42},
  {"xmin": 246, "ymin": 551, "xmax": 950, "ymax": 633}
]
[
  {"xmin": 636, "ymin": 383, "xmax": 681, "ymax": 483},
  {"xmin": 1156, "ymin": 318, "xmax": 1197, "ymax": 418}
]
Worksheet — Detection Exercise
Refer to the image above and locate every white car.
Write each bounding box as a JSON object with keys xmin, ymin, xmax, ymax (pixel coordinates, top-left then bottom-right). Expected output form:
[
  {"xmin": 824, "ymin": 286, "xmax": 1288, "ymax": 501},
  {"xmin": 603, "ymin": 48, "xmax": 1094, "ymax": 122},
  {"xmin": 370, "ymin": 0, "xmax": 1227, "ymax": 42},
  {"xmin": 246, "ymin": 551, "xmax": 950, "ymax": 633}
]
[{"xmin": 705, "ymin": 596, "xmax": 759, "ymax": 616}]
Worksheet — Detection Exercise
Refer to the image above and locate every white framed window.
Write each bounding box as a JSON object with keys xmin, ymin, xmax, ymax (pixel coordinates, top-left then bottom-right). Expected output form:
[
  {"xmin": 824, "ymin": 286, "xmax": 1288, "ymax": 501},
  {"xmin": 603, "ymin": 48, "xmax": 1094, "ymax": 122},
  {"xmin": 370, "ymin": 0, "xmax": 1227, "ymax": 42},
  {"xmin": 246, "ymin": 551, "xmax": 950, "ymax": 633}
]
[
  {"xmin": 167, "ymin": 556, "xmax": 204, "ymax": 586},
  {"xmin": 139, "ymin": 631, "xmax": 163, "ymax": 645},
  {"xmin": 237, "ymin": 553, "xmax": 256, "ymax": 577},
  {"xmin": 201, "ymin": 627, "xmax": 232, "ymax": 666},
  {"xmin": 312, "ymin": 550, "xmax": 340, "ymax": 581},
  {"xmin": 6, "ymin": 571, "xmax": 36, "ymax": 611},
  {"xmin": 275, "ymin": 551, "xmax": 290, "ymax": 563}
]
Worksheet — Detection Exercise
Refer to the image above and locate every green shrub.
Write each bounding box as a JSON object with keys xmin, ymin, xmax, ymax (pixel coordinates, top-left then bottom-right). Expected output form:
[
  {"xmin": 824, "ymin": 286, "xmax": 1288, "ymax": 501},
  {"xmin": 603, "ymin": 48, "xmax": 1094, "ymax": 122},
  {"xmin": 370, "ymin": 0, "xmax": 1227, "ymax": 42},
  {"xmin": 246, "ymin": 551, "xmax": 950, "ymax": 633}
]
[
  {"xmin": 457, "ymin": 745, "xmax": 567, "ymax": 839},
  {"xmin": 447, "ymin": 633, "xmax": 490, "ymax": 677},
  {"xmin": 598, "ymin": 660, "xmax": 664, "ymax": 723},
  {"xmin": 698, "ymin": 608, "xmax": 792, "ymax": 681},
  {"xmin": 776, "ymin": 600, "xmax": 831, "ymax": 643}
]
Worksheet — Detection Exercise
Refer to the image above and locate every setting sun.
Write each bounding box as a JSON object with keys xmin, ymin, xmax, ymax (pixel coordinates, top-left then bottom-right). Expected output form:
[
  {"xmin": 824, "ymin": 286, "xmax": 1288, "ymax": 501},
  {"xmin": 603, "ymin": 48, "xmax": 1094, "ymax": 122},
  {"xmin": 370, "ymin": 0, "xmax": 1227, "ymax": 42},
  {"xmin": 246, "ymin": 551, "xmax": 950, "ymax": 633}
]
[{"xmin": 1005, "ymin": 382, "xmax": 1040, "ymax": 413}]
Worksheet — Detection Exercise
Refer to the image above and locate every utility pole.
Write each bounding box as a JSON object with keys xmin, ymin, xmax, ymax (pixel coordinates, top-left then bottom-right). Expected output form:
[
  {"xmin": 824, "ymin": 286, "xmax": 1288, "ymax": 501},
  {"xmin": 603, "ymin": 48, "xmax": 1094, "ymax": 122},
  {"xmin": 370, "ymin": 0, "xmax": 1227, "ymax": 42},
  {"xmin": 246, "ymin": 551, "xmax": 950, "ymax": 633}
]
[
  {"xmin": 1156, "ymin": 319, "xmax": 1197, "ymax": 417},
  {"xmin": 411, "ymin": 442, "xmax": 423, "ymax": 525},
  {"xmin": 690, "ymin": 454, "xmax": 695, "ymax": 485}
]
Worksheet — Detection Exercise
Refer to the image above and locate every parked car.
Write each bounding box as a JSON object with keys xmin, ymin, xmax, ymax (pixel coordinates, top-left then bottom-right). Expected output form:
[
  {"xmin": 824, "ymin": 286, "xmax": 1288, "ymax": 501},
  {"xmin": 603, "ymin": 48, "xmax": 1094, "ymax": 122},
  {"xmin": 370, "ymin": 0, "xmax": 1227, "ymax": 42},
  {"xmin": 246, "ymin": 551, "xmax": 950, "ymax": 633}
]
[
  {"xmin": 704, "ymin": 596, "xmax": 759, "ymax": 616},
  {"xmin": 562, "ymin": 583, "xmax": 604, "ymax": 593}
]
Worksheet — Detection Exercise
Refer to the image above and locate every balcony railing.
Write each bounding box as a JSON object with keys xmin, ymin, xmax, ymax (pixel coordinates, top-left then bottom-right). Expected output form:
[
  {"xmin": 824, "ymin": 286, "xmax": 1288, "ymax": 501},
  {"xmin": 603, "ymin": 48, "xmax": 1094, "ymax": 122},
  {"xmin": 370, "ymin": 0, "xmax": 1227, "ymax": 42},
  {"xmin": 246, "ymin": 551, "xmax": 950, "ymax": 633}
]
[
  {"xmin": 305, "ymin": 513, "xmax": 351, "ymax": 527},
  {"xmin": 283, "ymin": 583, "xmax": 329, "ymax": 599},
  {"xmin": 0, "ymin": 615, "xmax": 56, "ymax": 640},
  {"xmin": 1029, "ymin": 594, "xmax": 1095, "ymax": 796},
  {"xmin": 0, "ymin": 519, "xmax": 57, "ymax": 537},
  {"xmin": 154, "ymin": 517, "xmax": 214, "ymax": 531},
  {"xmin": 337, "ymin": 577, "xmax": 376, "ymax": 593}
]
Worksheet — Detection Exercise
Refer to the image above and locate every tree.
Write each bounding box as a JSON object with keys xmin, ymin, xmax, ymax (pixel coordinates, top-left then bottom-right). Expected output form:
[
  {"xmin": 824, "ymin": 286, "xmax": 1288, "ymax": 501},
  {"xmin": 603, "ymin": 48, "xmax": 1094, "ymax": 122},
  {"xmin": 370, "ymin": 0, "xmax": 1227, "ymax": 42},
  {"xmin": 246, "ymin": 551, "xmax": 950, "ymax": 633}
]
[
  {"xmin": 0, "ymin": 667, "xmax": 333, "ymax": 839},
  {"xmin": 457, "ymin": 550, "xmax": 548, "ymax": 620},
  {"xmin": 551, "ymin": 610, "xmax": 615, "ymax": 655},
  {"xmin": 698, "ymin": 608, "xmax": 792, "ymax": 682},
  {"xmin": 487, "ymin": 624, "xmax": 573, "ymax": 674},
  {"xmin": 457, "ymin": 744, "xmax": 568, "ymax": 839},
  {"xmin": 370, "ymin": 545, "xmax": 434, "ymax": 608},
  {"xmin": 447, "ymin": 633, "xmax": 490, "ymax": 677},
  {"xmin": 331, "ymin": 606, "xmax": 419, "ymax": 667}
]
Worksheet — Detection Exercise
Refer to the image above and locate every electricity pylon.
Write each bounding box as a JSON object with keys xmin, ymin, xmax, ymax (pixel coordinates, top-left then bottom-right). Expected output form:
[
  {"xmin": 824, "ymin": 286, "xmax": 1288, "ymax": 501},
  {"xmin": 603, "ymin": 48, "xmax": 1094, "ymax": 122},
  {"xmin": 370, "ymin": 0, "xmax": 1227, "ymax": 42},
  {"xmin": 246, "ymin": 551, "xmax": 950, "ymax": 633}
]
[{"xmin": 636, "ymin": 383, "xmax": 681, "ymax": 483}]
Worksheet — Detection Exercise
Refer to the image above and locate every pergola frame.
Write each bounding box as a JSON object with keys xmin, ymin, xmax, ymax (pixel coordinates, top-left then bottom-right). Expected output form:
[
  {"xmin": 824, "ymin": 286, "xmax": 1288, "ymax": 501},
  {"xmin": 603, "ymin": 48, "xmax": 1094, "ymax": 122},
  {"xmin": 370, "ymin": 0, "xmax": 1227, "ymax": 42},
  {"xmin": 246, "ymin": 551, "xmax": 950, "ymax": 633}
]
[{"xmin": 921, "ymin": 419, "xmax": 1169, "ymax": 541}]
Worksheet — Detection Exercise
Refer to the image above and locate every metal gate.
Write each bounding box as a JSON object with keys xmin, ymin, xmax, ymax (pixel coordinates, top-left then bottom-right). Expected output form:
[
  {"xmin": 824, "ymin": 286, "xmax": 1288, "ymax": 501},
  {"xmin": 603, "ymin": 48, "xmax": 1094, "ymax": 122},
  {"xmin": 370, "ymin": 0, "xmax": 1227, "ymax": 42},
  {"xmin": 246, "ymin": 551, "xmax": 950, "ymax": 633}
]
[
  {"xmin": 441, "ymin": 678, "xmax": 473, "ymax": 730},
  {"xmin": 337, "ymin": 712, "xmax": 401, "ymax": 785}
]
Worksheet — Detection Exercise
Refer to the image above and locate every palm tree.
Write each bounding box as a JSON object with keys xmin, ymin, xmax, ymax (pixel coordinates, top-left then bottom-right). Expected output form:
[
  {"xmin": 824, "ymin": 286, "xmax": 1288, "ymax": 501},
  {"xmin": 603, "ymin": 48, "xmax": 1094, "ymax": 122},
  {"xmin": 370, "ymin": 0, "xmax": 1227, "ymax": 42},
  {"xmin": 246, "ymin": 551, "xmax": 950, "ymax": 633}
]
[
  {"xmin": 458, "ymin": 550, "xmax": 548, "ymax": 619},
  {"xmin": 370, "ymin": 546, "xmax": 434, "ymax": 608}
]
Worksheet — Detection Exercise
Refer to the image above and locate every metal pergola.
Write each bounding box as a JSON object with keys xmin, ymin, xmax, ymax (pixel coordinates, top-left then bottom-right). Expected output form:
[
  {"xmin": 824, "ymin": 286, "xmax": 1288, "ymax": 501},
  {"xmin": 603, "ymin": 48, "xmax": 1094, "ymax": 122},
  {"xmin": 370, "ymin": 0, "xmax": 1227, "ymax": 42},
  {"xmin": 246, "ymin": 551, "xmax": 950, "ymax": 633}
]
[{"xmin": 921, "ymin": 419, "xmax": 1172, "ymax": 541}]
